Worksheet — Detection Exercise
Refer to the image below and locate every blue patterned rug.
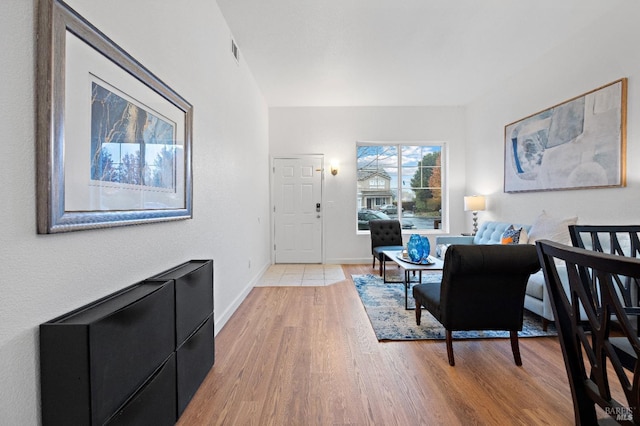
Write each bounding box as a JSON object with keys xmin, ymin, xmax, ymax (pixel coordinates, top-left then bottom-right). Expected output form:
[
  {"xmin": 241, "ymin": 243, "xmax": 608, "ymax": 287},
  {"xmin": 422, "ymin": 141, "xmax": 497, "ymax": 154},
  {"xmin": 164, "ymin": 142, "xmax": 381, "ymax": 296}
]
[{"xmin": 352, "ymin": 273, "xmax": 557, "ymax": 341}]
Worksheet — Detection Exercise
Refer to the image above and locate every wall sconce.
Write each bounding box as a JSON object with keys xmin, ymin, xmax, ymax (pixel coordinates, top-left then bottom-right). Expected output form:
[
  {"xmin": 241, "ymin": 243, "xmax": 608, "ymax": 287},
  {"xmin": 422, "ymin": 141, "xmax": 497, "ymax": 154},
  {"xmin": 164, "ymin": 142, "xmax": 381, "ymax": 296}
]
[
  {"xmin": 330, "ymin": 160, "xmax": 339, "ymax": 176},
  {"xmin": 463, "ymin": 195, "xmax": 486, "ymax": 235}
]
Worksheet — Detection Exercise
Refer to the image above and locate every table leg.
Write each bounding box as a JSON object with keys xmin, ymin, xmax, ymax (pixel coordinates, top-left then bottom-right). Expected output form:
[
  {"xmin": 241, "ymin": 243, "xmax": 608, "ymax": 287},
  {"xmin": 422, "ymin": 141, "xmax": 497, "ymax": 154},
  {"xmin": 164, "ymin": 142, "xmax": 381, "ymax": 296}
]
[
  {"xmin": 404, "ymin": 269, "xmax": 416, "ymax": 310},
  {"xmin": 383, "ymin": 256, "xmax": 403, "ymax": 284},
  {"xmin": 404, "ymin": 269, "xmax": 409, "ymax": 309}
]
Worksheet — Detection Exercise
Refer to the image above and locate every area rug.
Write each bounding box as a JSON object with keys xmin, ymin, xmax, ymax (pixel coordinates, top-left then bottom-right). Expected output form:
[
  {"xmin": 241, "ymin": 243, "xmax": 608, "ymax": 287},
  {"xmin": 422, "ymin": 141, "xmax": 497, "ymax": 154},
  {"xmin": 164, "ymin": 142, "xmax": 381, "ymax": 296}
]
[{"xmin": 352, "ymin": 273, "xmax": 557, "ymax": 341}]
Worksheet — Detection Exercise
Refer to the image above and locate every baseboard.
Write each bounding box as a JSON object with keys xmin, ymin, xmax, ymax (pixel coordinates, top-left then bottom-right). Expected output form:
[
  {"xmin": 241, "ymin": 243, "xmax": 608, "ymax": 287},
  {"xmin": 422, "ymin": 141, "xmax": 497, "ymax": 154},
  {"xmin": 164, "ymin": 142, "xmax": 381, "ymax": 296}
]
[
  {"xmin": 213, "ymin": 261, "xmax": 270, "ymax": 336},
  {"xmin": 325, "ymin": 257, "xmax": 371, "ymax": 264}
]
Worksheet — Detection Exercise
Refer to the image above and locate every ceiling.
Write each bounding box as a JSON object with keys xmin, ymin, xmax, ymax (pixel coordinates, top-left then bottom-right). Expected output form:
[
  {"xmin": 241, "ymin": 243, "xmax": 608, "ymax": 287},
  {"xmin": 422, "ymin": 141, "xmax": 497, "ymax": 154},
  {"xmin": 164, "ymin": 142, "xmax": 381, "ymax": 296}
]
[{"xmin": 216, "ymin": 0, "xmax": 624, "ymax": 107}]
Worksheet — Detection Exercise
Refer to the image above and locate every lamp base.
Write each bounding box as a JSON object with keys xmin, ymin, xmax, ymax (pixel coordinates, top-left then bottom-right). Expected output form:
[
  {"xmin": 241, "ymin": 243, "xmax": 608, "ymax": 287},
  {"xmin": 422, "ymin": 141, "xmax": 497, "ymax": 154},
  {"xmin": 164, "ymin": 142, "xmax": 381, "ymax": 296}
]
[{"xmin": 472, "ymin": 212, "xmax": 479, "ymax": 236}]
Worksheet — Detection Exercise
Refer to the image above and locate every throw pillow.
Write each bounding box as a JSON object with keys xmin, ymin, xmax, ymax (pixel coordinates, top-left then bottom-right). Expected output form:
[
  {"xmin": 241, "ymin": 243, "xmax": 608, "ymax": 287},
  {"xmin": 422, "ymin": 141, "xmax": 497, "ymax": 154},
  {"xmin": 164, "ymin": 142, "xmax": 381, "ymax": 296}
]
[
  {"xmin": 527, "ymin": 210, "xmax": 578, "ymax": 245},
  {"xmin": 518, "ymin": 227, "xmax": 530, "ymax": 244},
  {"xmin": 435, "ymin": 243, "xmax": 451, "ymax": 259},
  {"xmin": 501, "ymin": 225, "xmax": 523, "ymax": 245}
]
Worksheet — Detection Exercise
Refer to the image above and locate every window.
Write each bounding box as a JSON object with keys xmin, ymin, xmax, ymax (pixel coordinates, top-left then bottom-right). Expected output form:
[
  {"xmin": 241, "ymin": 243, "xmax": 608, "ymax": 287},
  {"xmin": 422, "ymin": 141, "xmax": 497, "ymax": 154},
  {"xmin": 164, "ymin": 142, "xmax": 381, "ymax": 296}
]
[
  {"xmin": 369, "ymin": 177, "xmax": 385, "ymax": 189},
  {"xmin": 357, "ymin": 142, "xmax": 446, "ymax": 232}
]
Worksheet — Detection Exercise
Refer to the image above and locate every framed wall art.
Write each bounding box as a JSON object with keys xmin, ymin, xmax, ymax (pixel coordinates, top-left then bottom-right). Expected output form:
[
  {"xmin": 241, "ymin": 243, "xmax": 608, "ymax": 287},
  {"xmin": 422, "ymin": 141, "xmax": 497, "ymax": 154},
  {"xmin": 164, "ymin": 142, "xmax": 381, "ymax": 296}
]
[
  {"xmin": 504, "ymin": 78, "xmax": 626, "ymax": 193},
  {"xmin": 36, "ymin": 0, "xmax": 193, "ymax": 233}
]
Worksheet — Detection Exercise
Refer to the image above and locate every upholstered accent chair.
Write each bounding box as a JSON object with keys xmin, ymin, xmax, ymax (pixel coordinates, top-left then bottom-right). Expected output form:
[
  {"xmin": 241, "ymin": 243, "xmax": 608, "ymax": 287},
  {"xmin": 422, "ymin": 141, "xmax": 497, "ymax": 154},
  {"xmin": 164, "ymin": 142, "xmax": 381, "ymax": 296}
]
[
  {"xmin": 413, "ymin": 244, "xmax": 540, "ymax": 366},
  {"xmin": 536, "ymin": 239, "xmax": 640, "ymax": 424},
  {"xmin": 369, "ymin": 219, "xmax": 403, "ymax": 276},
  {"xmin": 434, "ymin": 212, "xmax": 579, "ymax": 330}
]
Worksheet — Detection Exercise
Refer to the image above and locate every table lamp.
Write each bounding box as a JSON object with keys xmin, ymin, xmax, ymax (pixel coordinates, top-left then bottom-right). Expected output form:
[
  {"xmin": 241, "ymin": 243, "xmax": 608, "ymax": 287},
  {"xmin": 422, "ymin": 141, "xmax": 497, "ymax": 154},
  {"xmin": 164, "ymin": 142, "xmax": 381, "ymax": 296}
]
[{"xmin": 464, "ymin": 195, "xmax": 486, "ymax": 235}]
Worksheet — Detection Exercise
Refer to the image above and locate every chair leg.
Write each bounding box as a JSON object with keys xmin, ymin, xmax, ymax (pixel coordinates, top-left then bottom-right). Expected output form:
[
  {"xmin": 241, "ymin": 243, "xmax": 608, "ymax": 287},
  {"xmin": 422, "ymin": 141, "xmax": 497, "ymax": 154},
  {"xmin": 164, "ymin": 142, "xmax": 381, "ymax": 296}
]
[
  {"xmin": 415, "ymin": 300, "xmax": 422, "ymax": 325},
  {"xmin": 446, "ymin": 330, "xmax": 455, "ymax": 366},
  {"xmin": 510, "ymin": 330, "xmax": 522, "ymax": 366},
  {"xmin": 542, "ymin": 318, "xmax": 549, "ymax": 331},
  {"xmin": 379, "ymin": 255, "xmax": 383, "ymax": 276},
  {"xmin": 372, "ymin": 255, "xmax": 376, "ymax": 269}
]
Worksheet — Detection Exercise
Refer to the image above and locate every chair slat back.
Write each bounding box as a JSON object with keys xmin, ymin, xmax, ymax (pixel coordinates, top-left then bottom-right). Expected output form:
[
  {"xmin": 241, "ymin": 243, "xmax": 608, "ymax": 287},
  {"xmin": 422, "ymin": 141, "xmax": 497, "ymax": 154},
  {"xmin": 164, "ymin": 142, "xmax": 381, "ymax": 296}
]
[{"xmin": 570, "ymin": 225, "xmax": 640, "ymax": 326}]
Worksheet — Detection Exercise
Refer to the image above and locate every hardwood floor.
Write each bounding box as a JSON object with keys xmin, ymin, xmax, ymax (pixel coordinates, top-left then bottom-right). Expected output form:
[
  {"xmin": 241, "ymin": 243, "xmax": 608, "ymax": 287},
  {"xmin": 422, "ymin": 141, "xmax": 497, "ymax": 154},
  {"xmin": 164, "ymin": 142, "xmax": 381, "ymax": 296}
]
[{"xmin": 177, "ymin": 264, "xmax": 576, "ymax": 425}]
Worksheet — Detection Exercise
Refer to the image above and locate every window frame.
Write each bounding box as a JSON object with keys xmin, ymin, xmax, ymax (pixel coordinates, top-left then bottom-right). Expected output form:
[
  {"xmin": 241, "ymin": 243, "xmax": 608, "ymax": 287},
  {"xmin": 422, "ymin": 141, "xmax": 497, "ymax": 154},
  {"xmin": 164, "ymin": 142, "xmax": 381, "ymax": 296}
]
[{"xmin": 356, "ymin": 141, "xmax": 448, "ymax": 234}]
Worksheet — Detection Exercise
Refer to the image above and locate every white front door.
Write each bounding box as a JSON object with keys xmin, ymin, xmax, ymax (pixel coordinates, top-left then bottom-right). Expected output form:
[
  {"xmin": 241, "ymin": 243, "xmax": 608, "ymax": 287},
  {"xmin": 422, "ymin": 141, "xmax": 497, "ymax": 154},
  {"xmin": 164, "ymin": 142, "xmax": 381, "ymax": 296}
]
[{"xmin": 273, "ymin": 156, "xmax": 323, "ymax": 263}]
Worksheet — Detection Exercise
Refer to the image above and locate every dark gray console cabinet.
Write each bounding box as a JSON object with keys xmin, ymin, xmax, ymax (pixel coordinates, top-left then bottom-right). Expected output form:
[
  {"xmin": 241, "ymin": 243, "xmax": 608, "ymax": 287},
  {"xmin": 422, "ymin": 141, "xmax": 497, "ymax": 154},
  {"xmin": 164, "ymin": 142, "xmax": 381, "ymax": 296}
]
[{"xmin": 40, "ymin": 259, "xmax": 214, "ymax": 425}]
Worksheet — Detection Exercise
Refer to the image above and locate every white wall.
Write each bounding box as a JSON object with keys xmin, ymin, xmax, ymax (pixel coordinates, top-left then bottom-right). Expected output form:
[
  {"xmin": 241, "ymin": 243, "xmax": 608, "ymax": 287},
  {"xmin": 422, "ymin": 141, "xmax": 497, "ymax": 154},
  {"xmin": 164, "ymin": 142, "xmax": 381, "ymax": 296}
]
[
  {"xmin": 466, "ymin": 2, "xmax": 640, "ymax": 226},
  {"xmin": 4, "ymin": 0, "xmax": 640, "ymax": 423},
  {"xmin": 269, "ymin": 106, "xmax": 467, "ymax": 263},
  {"xmin": 0, "ymin": 1, "xmax": 270, "ymax": 424},
  {"xmin": 270, "ymin": 3, "xmax": 640, "ymax": 266}
]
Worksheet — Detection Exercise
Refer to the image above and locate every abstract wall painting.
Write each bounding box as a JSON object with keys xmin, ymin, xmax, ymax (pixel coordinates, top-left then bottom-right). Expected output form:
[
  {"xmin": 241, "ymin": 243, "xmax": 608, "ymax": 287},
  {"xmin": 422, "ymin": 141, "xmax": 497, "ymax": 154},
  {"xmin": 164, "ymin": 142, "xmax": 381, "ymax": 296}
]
[
  {"xmin": 36, "ymin": 0, "xmax": 193, "ymax": 233},
  {"xmin": 504, "ymin": 79, "xmax": 626, "ymax": 193}
]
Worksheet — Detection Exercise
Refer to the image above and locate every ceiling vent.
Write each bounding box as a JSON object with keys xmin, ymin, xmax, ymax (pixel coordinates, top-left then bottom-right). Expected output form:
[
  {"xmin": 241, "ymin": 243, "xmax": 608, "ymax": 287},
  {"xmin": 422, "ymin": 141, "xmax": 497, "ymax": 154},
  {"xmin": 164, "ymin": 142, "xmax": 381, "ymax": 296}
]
[{"xmin": 231, "ymin": 37, "xmax": 239, "ymax": 64}]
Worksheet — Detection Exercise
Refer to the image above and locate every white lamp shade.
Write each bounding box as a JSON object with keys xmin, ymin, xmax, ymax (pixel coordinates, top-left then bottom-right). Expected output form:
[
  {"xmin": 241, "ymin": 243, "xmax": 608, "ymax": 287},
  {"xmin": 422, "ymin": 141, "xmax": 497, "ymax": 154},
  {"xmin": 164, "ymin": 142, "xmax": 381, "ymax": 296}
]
[{"xmin": 464, "ymin": 195, "xmax": 486, "ymax": 211}]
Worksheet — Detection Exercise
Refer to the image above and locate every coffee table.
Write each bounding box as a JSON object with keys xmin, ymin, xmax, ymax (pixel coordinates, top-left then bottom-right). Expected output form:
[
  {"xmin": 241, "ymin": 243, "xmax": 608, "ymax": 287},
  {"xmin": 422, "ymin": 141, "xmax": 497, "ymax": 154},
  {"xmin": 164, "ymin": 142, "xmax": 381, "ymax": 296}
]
[{"xmin": 381, "ymin": 249, "xmax": 444, "ymax": 309}]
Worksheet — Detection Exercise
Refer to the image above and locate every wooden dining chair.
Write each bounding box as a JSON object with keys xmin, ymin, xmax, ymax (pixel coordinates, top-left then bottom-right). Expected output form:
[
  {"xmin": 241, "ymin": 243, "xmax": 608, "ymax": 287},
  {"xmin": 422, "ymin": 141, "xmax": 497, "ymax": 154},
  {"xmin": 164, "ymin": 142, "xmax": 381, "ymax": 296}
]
[{"xmin": 536, "ymin": 239, "xmax": 640, "ymax": 424}]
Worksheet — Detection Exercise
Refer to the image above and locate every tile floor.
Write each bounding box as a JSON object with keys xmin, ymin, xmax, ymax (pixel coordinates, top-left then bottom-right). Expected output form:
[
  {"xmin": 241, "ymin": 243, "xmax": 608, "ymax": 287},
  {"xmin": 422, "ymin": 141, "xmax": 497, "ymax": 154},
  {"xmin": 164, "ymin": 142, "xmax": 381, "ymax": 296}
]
[{"xmin": 256, "ymin": 264, "xmax": 346, "ymax": 287}]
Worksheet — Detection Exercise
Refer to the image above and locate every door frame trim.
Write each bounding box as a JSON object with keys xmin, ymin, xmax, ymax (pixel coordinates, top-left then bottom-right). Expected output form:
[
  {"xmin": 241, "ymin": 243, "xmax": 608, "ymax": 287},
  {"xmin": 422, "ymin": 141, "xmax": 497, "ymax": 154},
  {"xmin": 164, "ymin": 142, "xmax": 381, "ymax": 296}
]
[{"xmin": 270, "ymin": 154, "xmax": 325, "ymax": 264}]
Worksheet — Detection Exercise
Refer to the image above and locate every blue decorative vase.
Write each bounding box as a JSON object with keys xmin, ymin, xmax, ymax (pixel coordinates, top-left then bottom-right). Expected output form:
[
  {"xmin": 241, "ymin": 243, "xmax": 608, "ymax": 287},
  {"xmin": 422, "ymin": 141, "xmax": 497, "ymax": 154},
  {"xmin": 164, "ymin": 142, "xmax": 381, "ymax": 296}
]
[
  {"xmin": 407, "ymin": 234, "xmax": 423, "ymax": 262},
  {"xmin": 421, "ymin": 236, "xmax": 431, "ymax": 260}
]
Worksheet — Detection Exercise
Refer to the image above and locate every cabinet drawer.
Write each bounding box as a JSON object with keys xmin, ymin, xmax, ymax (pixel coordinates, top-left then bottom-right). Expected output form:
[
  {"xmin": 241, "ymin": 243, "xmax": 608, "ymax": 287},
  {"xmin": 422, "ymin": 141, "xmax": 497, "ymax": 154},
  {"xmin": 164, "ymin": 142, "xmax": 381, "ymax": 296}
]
[
  {"xmin": 151, "ymin": 259, "xmax": 214, "ymax": 344},
  {"xmin": 40, "ymin": 281, "xmax": 175, "ymax": 425},
  {"xmin": 107, "ymin": 354, "xmax": 177, "ymax": 426},
  {"xmin": 177, "ymin": 314, "xmax": 215, "ymax": 415}
]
